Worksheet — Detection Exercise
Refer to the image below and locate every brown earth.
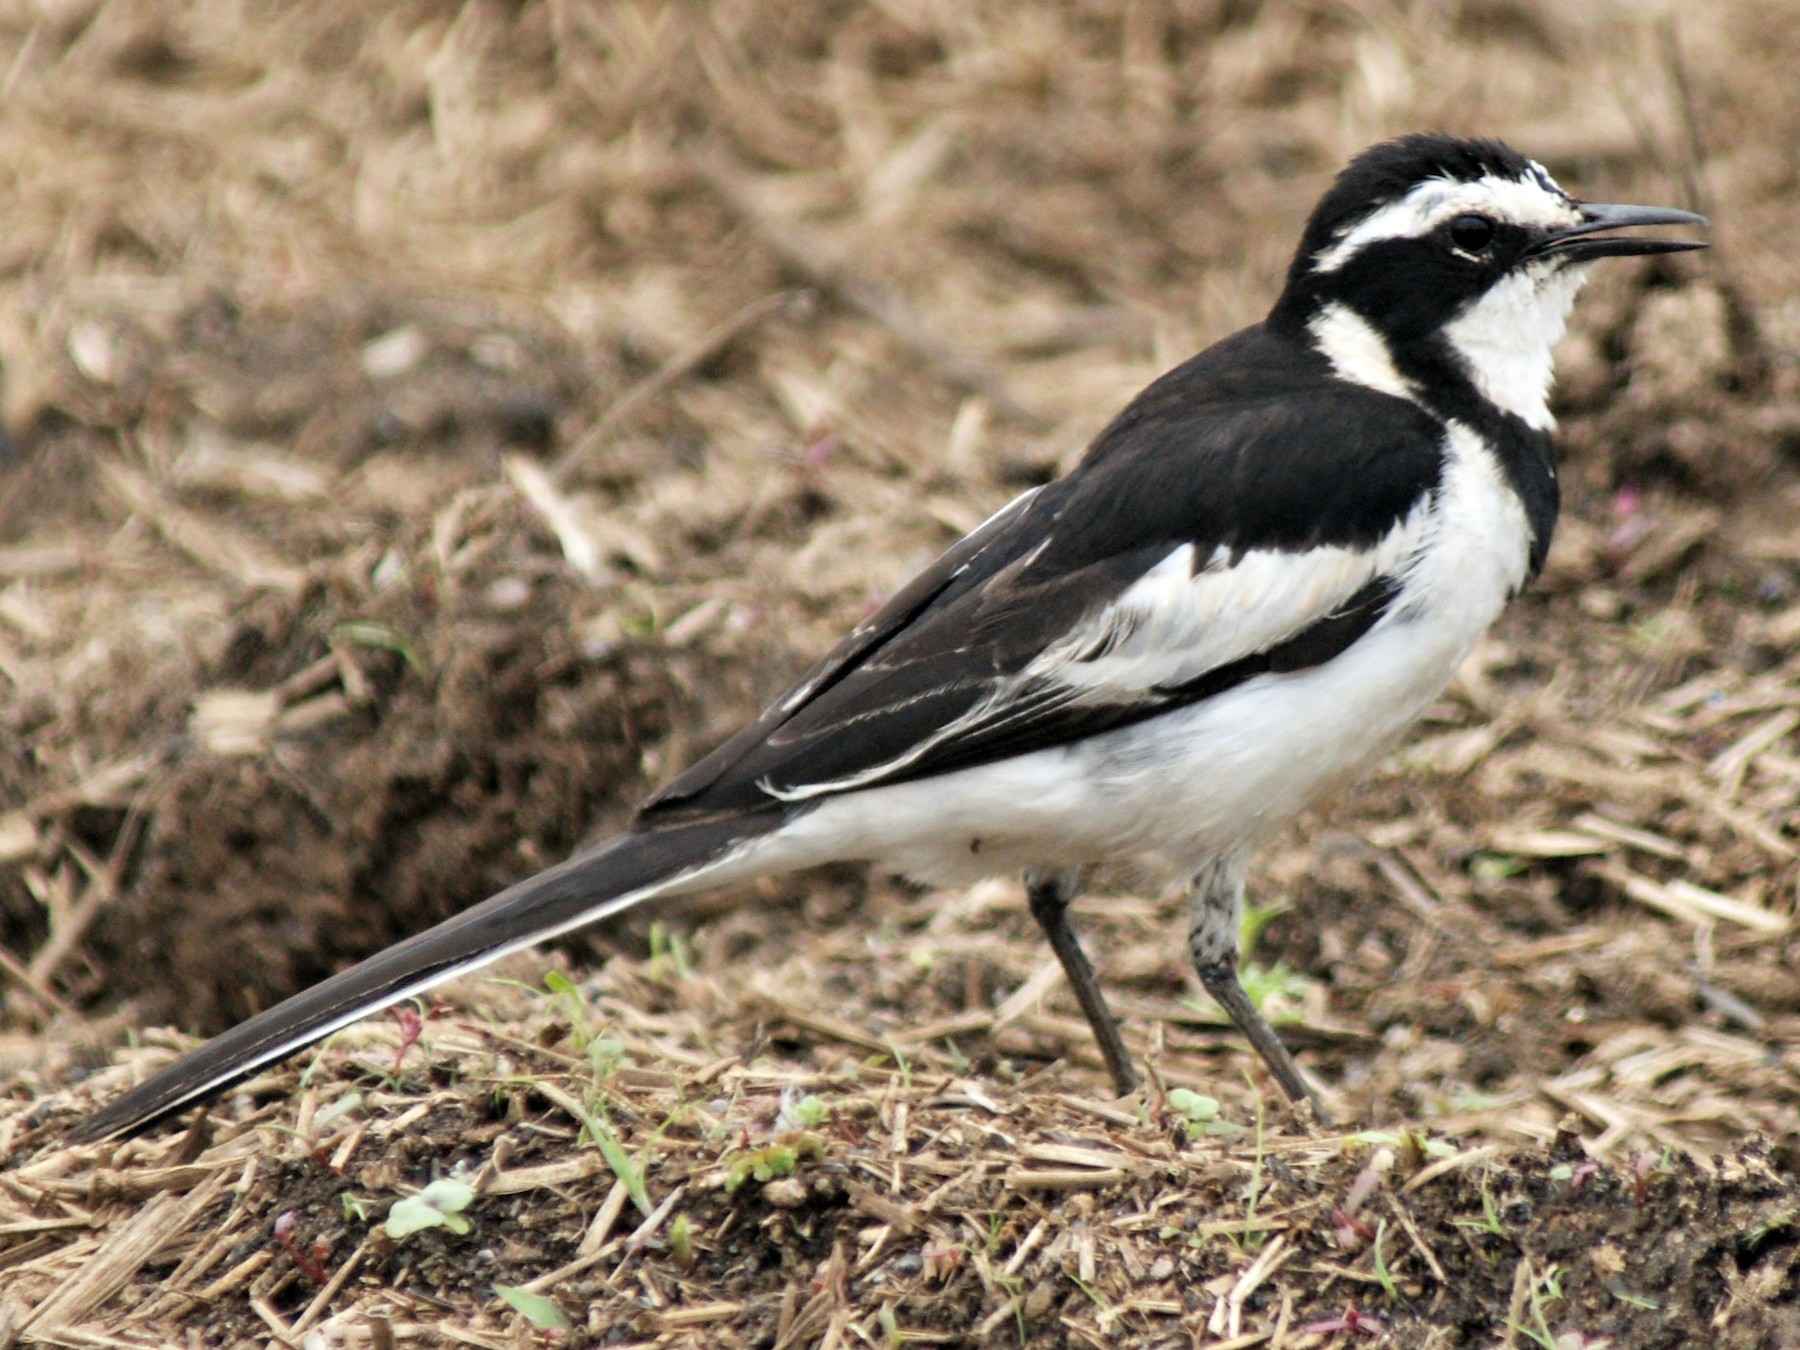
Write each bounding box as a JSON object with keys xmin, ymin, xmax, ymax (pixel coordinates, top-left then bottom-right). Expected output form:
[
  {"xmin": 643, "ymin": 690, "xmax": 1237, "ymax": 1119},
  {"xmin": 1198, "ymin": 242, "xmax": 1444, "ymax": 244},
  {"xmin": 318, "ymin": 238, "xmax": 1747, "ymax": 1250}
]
[{"xmin": 5, "ymin": 1, "xmax": 1800, "ymax": 1345}]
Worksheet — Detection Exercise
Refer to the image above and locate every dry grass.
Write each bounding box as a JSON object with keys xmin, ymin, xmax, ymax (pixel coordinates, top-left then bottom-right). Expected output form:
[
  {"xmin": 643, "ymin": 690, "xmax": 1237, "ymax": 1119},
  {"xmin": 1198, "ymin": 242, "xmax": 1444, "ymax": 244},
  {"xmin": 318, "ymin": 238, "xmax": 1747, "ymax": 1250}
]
[{"xmin": 4, "ymin": 0, "xmax": 1800, "ymax": 1344}]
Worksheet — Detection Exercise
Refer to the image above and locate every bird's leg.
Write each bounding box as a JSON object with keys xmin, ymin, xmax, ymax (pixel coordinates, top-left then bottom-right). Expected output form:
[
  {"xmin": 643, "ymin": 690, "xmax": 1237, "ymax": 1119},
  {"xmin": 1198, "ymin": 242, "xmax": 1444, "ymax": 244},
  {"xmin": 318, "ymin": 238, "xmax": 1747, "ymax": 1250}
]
[
  {"xmin": 1188, "ymin": 853, "xmax": 1331, "ymax": 1123},
  {"xmin": 1024, "ymin": 867, "xmax": 1139, "ymax": 1095}
]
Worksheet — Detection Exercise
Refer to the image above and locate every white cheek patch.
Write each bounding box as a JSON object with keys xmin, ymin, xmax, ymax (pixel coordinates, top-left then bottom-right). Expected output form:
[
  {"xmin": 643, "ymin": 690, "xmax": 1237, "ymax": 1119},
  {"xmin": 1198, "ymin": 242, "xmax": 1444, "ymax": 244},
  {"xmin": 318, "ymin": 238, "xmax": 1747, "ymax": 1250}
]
[
  {"xmin": 1313, "ymin": 172, "xmax": 1582, "ymax": 274},
  {"xmin": 1441, "ymin": 261, "xmax": 1590, "ymax": 430}
]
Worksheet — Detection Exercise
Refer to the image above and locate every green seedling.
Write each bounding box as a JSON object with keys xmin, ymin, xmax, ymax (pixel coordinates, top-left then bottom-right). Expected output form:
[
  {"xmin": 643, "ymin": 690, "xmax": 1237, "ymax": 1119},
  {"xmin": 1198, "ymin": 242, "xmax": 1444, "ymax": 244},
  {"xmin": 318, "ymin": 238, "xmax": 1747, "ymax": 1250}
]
[
  {"xmin": 725, "ymin": 1131, "xmax": 825, "ymax": 1191},
  {"xmin": 1371, "ymin": 1219, "xmax": 1398, "ymax": 1300},
  {"xmin": 1449, "ymin": 1090, "xmax": 1506, "ymax": 1113},
  {"xmin": 541, "ymin": 970, "xmax": 595, "ymax": 1055},
  {"xmin": 1453, "ymin": 1179, "xmax": 1508, "ymax": 1238},
  {"xmin": 887, "ymin": 1037, "xmax": 913, "ymax": 1089},
  {"xmin": 778, "ymin": 1091, "xmax": 828, "ymax": 1131},
  {"xmin": 385, "ymin": 1177, "xmax": 476, "ymax": 1239},
  {"xmin": 669, "ymin": 1212, "xmax": 694, "ymax": 1265},
  {"xmin": 588, "ymin": 1037, "xmax": 626, "ymax": 1077},
  {"xmin": 495, "ymin": 1284, "xmax": 573, "ymax": 1333},
  {"xmin": 648, "ymin": 921, "xmax": 694, "ymax": 980},
  {"xmin": 1168, "ymin": 1087, "xmax": 1219, "ymax": 1123},
  {"xmin": 1354, "ymin": 1129, "xmax": 1456, "ymax": 1161},
  {"xmin": 1167, "ymin": 1088, "xmax": 1239, "ymax": 1138},
  {"xmin": 309, "ymin": 1092, "xmax": 364, "ymax": 1135},
  {"xmin": 1470, "ymin": 852, "xmax": 1527, "ymax": 882},
  {"xmin": 584, "ymin": 1108, "xmax": 653, "ymax": 1218},
  {"xmin": 1068, "ymin": 1274, "xmax": 1110, "ymax": 1309},
  {"xmin": 331, "ymin": 619, "xmax": 427, "ymax": 676},
  {"xmin": 1239, "ymin": 895, "xmax": 1289, "ymax": 952},
  {"xmin": 1508, "ymin": 1262, "xmax": 1568, "ymax": 1350},
  {"xmin": 620, "ymin": 609, "xmax": 659, "ymax": 640},
  {"xmin": 1184, "ymin": 963, "xmax": 1311, "ymax": 1027},
  {"xmin": 1240, "ymin": 1093, "xmax": 1270, "ymax": 1253},
  {"xmin": 984, "ymin": 1211, "xmax": 1007, "ymax": 1259}
]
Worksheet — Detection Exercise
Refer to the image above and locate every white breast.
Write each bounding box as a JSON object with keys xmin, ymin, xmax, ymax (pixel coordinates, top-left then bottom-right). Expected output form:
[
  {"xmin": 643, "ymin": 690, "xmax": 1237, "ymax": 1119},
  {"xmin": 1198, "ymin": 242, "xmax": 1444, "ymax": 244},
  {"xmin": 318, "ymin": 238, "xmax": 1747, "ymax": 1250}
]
[{"xmin": 771, "ymin": 423, "xmax": 1534, "ymax": 888}]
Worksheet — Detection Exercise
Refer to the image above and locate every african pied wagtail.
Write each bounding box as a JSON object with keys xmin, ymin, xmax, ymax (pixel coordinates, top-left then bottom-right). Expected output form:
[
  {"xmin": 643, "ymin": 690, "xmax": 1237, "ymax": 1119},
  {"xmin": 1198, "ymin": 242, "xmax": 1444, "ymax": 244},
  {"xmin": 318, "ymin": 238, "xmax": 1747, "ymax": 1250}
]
[{"xmin": 71, "ymin": 135, "xmax": 1704, "ymax": 1142}]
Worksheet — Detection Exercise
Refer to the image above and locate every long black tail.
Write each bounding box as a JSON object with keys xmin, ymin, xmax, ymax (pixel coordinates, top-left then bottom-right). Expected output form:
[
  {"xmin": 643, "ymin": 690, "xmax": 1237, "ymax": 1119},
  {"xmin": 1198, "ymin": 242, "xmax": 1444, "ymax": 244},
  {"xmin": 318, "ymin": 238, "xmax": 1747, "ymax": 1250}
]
[{"xmin": 69, "ymin": 811, "xmax": 785, "ymax": 1142}]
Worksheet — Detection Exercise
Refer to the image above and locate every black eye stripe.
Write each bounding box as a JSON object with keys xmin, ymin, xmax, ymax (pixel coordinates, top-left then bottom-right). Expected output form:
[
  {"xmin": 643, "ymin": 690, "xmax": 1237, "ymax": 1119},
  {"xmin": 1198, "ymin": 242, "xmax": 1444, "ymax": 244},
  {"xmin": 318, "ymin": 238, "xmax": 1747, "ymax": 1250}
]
[{"xmin": 1448, "ymin": 213, "xmax": 1497, "ymax": 252}]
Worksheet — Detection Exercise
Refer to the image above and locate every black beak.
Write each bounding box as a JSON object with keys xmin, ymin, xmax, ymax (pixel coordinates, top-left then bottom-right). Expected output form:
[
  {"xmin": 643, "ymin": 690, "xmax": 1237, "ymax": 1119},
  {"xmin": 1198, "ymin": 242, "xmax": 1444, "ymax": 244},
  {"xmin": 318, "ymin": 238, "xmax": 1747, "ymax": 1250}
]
[{"xmin": 1534, "ymin": 202, "xmax": 1709, "ymax": 263}]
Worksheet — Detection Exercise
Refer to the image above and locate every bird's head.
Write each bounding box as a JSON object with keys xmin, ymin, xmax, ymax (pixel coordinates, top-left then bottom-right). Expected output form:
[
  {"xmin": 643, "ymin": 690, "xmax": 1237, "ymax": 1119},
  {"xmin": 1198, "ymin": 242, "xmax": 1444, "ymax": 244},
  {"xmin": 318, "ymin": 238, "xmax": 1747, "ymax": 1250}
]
[{"xmin": 1271, "ymin": 134, "xmax": 1706, "ymax": 427}]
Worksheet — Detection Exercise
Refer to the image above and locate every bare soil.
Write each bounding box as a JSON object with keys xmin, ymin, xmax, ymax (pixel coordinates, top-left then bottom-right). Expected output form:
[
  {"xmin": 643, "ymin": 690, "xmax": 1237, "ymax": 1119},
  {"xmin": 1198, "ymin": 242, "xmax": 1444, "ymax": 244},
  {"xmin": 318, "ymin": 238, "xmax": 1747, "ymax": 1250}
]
[{"xmin": 5, "ymin": 1, "xmax": 1800, "ymax": 1346}]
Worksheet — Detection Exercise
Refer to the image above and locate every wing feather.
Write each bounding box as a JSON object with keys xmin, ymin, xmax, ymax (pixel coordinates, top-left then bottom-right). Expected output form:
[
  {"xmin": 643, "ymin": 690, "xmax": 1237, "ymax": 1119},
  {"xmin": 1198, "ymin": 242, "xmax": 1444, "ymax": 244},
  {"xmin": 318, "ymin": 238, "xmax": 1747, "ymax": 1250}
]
[{"xmin": 640, "ymin": 324, "xmax": 1447, "ymax": 822}]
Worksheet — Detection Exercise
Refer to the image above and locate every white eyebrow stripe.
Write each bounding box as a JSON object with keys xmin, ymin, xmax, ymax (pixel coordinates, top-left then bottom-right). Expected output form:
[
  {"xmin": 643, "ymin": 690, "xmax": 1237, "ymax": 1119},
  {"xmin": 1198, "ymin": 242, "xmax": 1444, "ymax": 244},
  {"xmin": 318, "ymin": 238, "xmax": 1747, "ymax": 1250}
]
[{"xmin": 1312, "ymin": 173, "xmax": 1582, "ymax": 274}]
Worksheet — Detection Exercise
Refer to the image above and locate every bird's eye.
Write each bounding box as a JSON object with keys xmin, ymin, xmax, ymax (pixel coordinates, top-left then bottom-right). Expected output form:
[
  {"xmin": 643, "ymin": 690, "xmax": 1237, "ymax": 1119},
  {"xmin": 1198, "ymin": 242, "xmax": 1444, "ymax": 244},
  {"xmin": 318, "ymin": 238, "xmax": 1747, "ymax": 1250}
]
[{"xmin": 1448, "ymin": 213, "xmax": 1497, "ymax": 253}]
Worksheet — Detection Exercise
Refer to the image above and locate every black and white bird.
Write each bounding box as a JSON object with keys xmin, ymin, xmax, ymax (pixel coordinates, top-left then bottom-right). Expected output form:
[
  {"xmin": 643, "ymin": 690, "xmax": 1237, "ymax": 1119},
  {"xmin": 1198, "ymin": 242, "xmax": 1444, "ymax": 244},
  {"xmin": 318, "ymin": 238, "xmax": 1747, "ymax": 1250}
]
[{"xmin": 70, "ymin": 134, "xmax": 1704, "ymax": 1142}]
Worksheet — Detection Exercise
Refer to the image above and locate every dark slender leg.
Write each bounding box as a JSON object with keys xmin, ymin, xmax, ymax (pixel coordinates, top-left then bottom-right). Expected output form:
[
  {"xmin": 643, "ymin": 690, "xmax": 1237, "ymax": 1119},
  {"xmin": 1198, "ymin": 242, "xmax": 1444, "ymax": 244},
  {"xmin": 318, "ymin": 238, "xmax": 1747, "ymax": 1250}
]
[
  {"xmin": 1024, "ymin": 868, "xmax": 1139, "ymax": 1095},
  {"xmin": 1188, "ymin": 854, "xmax": 1332, "ymax": 1123}
]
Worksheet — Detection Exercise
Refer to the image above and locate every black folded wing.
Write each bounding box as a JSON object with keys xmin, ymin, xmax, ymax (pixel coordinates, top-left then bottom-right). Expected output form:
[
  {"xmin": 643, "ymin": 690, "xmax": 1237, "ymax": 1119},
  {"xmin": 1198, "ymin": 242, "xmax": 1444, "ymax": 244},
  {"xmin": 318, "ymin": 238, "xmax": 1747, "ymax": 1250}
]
[{"xmin": 642, "ymin": 325, "xmax": 1447, "ymax": 822}]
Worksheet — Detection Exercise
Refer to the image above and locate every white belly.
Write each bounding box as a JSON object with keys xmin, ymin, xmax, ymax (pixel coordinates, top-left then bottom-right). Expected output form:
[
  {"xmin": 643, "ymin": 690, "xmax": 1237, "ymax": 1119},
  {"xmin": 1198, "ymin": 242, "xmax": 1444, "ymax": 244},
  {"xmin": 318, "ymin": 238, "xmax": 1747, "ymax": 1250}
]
[{"xmin": 765, "ymin": 423, "xmax": 1537, "ymax": 887}]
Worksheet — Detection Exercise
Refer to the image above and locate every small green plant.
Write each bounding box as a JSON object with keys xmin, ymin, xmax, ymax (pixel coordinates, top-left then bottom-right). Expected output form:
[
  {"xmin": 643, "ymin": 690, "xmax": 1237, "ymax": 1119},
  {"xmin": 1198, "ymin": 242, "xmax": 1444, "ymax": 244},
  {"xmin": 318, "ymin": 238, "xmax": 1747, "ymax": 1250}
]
[
  {"xmin": 1183, "ymin": 961, "xmax": 1311, "ymax": 1026},
  {"xmin": 1068, "ymin": 1274, "xmax": 1110, "ymax": 1309},
  {"xmin": 331, "ymin": 619, "xmax": 427, "ymax": 677},
  {"xmin": 1167, "ymin": 1087, "xmax": 1219, "ymax": 1125},
  {"xmin": 1453, "ymin": 1179, "xmax": 1508, "ymax": 1238},
  {"xmin": 541, "ymin": 970, "xmax": 595, "ymax": 1054},
  {"xmin": 1470, "ymin": 851, "xmax": 1527, "ymax": 882},
  {"xmin": 494, "ymin": 1284, "xmax": 573, "ymax": 1333},
  {"xmin": 984, "ymin": 1211, "xmax": 1007, "ymax": 1259},
  {"xmin": 1448, "ymin": 1090, "xmax": 1507, "ymax": 1113},
  {"xmin": 312, "ymin": 1091, "xmax": 364, "ymax": 1133},
  {"xmin": 586, "ymin": 1109, "xmax": 653, "ymax": 1218},
  {"xmin": 1355, "ymin": 1129, "xmax": 1457, "ymax": 1161},
  {"xmin": 943, "ymin": 1038, "xmax": 970, "ymax": 1074},
  {"xmin": 887, "ymin": 1038, "xmax": 913, "ymax": 1089},
  {"xmin": 1240, "ymin": 1093, "xmax": 1269, "ymax": 1252},
  {"xmin": 1238, "ymin": 960, "xmax": 1312, "ymax": 1016},
  {"xmin": 1239, "ymin": 895, "xmax": 1290, "ymax": 952},
  {"xmin": 620, "ymin": 608, "xmax": 660, "ymax": 640},
  {"xmin": 1628, "ymin": 614, "xmax": 1676, "ymax": 652},
  {"xmin": 1167, "ymin": 1087, "xmax": 1240, "ymax": 1138},
  {"xmin": 385, "ymin": 1177, "xmax": 476, "ymax": 1239},
  {"xmin": 778, "ymin": 1091, "xmax": 828, "ymax": 1131},
  {"xmin": 588, "ymin": 1036, "xmax": 626, "ymax": 1077},
  {"xmin": 1508, "ymin": 1262, "xmax": 1568, "ymax": 1350},
  {"xmin": 669, "ymin": 1212, "xmax": 694, "ymax": 1265},
  {"xmin": 724, "ymin": 1132, "xmax": 825, "ymax": 1191},
  {"xmin": 1371, "ymin": 1219, "xmax": 1398, "ymax": 1300},
  {"xmin": 648, "ymin": 921, "xmax": 694, "ymax": 980}
]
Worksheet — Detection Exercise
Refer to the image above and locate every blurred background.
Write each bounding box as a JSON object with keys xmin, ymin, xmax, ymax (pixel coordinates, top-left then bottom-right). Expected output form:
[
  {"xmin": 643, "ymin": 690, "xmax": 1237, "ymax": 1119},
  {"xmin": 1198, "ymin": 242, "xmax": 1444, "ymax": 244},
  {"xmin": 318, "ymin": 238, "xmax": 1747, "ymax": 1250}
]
[{"xmin": 3, "ymin": 0, "xmax": 1799, "ymax": 1158}]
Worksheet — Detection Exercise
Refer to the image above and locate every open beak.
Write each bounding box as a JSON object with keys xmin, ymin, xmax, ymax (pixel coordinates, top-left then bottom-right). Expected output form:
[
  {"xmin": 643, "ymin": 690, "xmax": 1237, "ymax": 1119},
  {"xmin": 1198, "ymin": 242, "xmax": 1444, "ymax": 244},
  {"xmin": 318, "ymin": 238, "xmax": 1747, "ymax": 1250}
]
[{"xmin": 1534, "ymin": 202, "xmax": 1709, "ymax": 263}]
